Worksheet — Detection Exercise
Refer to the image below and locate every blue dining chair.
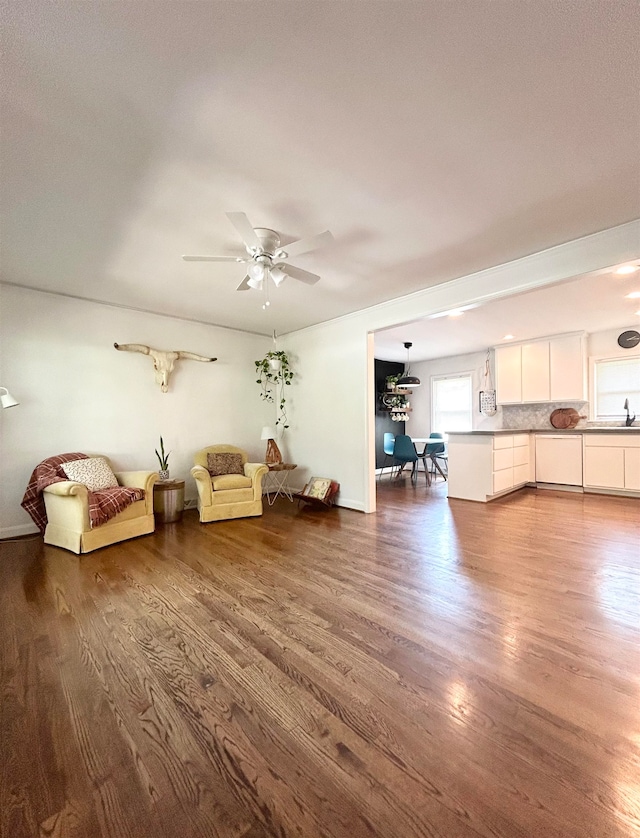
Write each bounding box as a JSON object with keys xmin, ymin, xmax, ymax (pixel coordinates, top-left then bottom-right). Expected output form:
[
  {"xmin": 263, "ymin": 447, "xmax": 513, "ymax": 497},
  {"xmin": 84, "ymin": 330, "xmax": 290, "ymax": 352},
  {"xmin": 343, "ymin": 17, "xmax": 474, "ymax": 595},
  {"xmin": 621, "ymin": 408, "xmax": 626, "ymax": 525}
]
[
  {"xmin": 425, "ymin": 432, "xmax": 447, "ymax": 480},
  {"xmin": 392, "ymin": 435, "xmax": 431, "ymax": 486},
  {"xmin": 379, "ymin": 432, "xmax": 396, "ymax": 479}
]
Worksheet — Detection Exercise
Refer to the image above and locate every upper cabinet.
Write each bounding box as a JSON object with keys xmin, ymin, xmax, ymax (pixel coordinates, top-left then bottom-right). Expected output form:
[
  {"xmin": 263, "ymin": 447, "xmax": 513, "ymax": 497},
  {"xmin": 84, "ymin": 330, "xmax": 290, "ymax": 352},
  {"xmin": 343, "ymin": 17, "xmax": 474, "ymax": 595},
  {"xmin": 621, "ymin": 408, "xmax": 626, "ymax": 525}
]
[
  {"xmin": 549, "ymin": 334, "xmax": 585, "ymax": 400},
  {"xmin": 495, "ymin": 333, "xmax": 586, "ymax": 405},
  {"xmin": 522, "ymin": 341, "xmax": 550, "ymax": 402},
  {"xmin": 495, "ymin": 344, "xmax": 522, "ymax": 403}
]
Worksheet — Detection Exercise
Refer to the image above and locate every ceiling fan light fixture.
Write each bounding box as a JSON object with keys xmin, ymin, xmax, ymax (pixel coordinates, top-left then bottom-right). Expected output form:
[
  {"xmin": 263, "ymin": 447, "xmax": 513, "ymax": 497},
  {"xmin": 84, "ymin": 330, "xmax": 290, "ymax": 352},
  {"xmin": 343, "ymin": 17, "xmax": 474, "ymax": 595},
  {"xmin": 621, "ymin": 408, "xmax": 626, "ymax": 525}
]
[
  {"xmin": 247, "ymin": 262, "xmax": 266, "ymax": 289},
  {"xmin": 271, "ymin": 266, "xmax": 287, "ymax": 287}
]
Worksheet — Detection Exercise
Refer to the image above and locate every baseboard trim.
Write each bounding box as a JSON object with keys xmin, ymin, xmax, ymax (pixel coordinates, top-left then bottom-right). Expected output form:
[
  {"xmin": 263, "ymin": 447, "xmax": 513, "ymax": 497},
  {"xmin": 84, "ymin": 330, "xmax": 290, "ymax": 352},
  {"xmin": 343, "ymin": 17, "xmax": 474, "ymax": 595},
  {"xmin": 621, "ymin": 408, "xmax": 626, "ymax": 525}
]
[
  {"xmin": 0, "ymin": 523, "xmax": 40, "ymax": 539},
  {"xmin": 584, "ymin": 487, "xmax": 640, "ymax": 499},
  {"xmin": 535, "ymin": 483, "xmax": 584, "ymax": 493},
  {"xmin": 335, "ymin": 498, "xmax": 365, "ymax": 512}
]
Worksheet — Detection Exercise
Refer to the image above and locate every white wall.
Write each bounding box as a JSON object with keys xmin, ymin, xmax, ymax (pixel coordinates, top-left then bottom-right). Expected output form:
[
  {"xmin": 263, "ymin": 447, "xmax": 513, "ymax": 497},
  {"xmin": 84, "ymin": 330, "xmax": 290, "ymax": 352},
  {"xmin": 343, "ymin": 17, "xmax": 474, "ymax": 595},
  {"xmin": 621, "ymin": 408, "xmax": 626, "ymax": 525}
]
[
  {"xmin": 281, "ymin": 320, "xmax": 370, "ymax": 510},
  {"xmin": 587, "ymin": 324, "xmax": 640, "ymax": 422},
  {"xmin": 406, "ymin": 350, "xmax": 502, "ymax": 437},
  {"xmin": 396, "ymin": 326, "xmax": 640, "ymax": 436},
  {"xmin": 0, "ymin": 286, "xmax": 272, "ymax": 536},
  {"xmin": 2, "ymin": 221, "xmax": 638, "ymax": 528},
  {"xmin": 588, "ymin": 325, "xmax": 640, "ymax": 359},
  {"xmin": 281, "ymin": 221, "xmax": 639, "ymax": 513}
]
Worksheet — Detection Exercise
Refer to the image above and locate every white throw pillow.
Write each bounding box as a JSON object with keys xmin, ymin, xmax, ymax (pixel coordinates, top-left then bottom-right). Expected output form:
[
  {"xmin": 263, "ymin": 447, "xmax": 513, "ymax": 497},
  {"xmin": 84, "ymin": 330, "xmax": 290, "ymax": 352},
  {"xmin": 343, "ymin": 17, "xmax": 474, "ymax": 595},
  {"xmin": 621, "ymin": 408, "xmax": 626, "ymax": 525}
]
[{"xmin": 61, "ymin": 457, "xmax": 119, "ymax": 491}]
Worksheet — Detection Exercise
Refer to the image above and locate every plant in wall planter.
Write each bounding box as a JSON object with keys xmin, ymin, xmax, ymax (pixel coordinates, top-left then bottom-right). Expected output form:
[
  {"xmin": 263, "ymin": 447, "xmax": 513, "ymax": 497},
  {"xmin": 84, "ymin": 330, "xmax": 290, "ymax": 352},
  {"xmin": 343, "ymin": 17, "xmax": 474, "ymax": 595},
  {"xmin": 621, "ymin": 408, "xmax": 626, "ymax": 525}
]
[
  {"xmin": 155, "ymin": 436, "xmax": 171, "ymax": 481},
  {"xmin": 255, "ymin": 350, "xmax": 294, "ymax": 429}
]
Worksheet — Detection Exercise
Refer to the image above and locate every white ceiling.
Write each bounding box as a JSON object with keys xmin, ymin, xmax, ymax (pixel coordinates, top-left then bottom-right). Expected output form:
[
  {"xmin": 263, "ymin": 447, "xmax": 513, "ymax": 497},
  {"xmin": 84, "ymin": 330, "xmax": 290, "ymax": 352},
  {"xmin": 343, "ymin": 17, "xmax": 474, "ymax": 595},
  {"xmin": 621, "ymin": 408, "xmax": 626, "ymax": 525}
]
[
  {"xmin": 2, "ymin": 1, "xmax": 640, "ymax": 336},
  {"xmin": 375, "ymin": 267, "xmax": 640, "ymax": 361}
]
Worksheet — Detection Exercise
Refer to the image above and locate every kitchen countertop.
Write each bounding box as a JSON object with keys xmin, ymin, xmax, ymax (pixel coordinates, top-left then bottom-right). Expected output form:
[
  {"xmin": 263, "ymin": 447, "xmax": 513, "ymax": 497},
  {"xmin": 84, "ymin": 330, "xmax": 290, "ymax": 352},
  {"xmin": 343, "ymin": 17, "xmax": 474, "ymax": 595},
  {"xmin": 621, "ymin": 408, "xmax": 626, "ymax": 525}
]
[{"xmin": 448, "ymin": 427, "xmax": 640, "ymax": 435}]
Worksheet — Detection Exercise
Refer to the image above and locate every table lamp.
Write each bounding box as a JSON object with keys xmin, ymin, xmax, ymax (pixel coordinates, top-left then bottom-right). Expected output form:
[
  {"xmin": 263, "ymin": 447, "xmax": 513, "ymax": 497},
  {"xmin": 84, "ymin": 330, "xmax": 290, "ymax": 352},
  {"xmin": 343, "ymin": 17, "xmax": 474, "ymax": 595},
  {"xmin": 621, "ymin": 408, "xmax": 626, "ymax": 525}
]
[{"xmin": 261, "ymin": 425, "xmax": 282, "ymax": 465}]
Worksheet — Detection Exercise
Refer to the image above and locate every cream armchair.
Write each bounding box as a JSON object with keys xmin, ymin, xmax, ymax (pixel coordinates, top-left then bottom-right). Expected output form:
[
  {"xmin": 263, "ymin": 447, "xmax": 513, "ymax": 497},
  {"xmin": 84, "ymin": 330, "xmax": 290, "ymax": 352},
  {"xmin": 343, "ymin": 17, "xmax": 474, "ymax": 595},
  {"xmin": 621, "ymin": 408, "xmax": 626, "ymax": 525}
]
[
  {"xmin": 43, "ymin": 464, "xmax": 158, "ymax": 554},
  {"xmin": 191, "ymin": 445, "xmax": 268, "ymax": 523}
]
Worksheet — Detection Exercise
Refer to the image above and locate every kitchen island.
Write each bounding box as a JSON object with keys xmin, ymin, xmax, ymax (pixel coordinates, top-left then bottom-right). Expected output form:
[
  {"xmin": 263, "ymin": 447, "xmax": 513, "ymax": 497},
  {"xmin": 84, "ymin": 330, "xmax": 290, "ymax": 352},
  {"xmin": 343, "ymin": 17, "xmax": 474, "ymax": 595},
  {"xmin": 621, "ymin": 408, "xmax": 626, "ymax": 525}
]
[{"xmin": 447, "ymin": 428, "xmax": 640, "ymax": 502}]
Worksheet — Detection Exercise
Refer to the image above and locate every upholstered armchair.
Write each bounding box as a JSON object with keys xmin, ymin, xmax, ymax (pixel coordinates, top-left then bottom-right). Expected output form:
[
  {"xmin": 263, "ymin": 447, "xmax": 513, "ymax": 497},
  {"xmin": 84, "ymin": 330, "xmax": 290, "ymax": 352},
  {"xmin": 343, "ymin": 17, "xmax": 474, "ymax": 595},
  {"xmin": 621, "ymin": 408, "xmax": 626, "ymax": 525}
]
[
  {"xmin": 191, "ymin": 445, "xmax": 268, "ymax": 523},
  {"xmin": 43, "ymin": 464, "xmax": 158, "ymax": 554}
]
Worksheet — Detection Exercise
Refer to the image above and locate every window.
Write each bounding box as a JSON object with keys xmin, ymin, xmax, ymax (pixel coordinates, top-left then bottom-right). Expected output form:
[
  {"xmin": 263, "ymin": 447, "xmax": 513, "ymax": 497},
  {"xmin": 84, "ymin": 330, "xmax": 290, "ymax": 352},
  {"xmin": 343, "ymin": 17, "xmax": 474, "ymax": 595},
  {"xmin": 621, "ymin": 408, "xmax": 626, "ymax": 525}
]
[
  {"xmin": 593, "ymin": 356, "xmax": 640, "ymax": 419},
  {"xmin": 431, "ymin": 374, "xmax": 472, "ymax": 434}
]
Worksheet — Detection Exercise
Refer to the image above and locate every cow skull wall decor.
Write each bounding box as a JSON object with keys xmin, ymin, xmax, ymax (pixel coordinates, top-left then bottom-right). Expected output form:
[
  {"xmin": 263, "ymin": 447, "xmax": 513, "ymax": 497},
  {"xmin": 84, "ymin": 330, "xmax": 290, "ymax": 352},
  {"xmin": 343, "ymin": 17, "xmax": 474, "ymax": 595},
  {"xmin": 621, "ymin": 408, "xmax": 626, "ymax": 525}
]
[{"xmin": 114, "ymin": 343, "xmax": 217, "ymax": 392}]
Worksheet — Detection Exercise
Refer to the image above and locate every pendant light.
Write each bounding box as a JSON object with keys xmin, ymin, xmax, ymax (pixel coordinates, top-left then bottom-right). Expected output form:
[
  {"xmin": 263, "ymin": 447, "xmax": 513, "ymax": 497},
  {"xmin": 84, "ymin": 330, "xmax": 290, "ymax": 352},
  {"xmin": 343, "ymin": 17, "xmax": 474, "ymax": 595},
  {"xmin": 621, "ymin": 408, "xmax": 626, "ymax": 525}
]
[{"xmin": 396, "ymin": 342, "xmax": 421, "ymax": 388}]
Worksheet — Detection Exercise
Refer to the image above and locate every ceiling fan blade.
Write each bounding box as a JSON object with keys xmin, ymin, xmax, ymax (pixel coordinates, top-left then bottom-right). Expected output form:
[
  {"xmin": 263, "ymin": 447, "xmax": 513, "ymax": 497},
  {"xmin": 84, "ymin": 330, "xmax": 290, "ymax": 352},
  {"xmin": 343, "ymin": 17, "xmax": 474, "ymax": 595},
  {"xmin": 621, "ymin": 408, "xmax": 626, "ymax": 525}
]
[
  {"xmin": 282, "ymin": 230, "xmax": 333, "ymax": 259},
  {"xmin": 226, "ymin": 212, "xmax": 261, "ymax": 250},
  {"xmin": 182, "ymin": 255, "xmax": 247, "ymax": 262},
  {"xmin": 279, "ymin": 264, "xmax": 321, "ymax": 285},
  {"xmin": 236, "ymin": 275, "xmax": 251, "ymax": 291}
]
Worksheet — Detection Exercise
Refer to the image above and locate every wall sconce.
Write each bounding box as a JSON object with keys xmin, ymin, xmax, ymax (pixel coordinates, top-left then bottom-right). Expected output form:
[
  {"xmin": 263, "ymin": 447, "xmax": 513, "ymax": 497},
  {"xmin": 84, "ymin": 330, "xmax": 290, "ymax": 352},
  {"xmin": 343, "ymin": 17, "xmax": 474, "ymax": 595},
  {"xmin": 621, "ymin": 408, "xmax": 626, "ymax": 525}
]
[{"xmin": 0, "ymin": 387, "xmax": 19, "ymax": 409}]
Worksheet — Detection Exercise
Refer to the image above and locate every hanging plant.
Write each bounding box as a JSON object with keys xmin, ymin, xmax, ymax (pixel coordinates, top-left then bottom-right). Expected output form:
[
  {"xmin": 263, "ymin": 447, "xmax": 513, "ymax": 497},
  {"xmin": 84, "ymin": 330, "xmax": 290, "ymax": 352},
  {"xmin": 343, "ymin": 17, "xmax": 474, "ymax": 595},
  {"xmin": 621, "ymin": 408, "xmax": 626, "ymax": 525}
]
[{"xmin": 255, "ymin": 350, "xmax": 294, "ymax": 429}]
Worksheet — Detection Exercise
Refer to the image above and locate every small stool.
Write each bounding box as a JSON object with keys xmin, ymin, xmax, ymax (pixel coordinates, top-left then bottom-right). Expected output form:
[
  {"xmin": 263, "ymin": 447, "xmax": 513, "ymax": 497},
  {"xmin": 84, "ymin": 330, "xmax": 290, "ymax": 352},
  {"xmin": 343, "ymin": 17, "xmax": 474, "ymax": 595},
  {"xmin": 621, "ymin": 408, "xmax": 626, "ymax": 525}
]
[{"xmin": 153, "ymin": 478, "xmax": 185, "ymax": 524}]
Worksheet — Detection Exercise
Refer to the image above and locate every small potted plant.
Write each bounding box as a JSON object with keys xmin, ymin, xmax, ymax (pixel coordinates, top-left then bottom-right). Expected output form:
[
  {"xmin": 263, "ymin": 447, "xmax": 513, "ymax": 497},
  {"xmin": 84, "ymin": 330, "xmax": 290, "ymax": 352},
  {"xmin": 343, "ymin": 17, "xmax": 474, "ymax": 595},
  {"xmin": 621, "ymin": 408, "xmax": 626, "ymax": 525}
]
[
  {"xmin": 255, "ymin": 350, "xmax": 294, "ymax": 429},
  {"xmin": 386, "ymin": 373, "xmax": 400, "ymax": 391},
  {"xmin": 155, "ymin": 436, "xmax": 171, "ymax": 481}
]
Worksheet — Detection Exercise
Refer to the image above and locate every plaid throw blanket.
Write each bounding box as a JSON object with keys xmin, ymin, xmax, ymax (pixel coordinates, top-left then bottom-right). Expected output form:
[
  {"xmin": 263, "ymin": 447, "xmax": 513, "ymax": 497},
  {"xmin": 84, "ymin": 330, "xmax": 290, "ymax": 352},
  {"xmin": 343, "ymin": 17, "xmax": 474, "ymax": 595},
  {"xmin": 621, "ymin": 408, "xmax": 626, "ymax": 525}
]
[
  {"xmin": 87, "ymin": 485, "xmax": 145, "ymax": 529},
  {"xmin": 21, "ymin": 453, "xmax": 145, "ymax": 533}
]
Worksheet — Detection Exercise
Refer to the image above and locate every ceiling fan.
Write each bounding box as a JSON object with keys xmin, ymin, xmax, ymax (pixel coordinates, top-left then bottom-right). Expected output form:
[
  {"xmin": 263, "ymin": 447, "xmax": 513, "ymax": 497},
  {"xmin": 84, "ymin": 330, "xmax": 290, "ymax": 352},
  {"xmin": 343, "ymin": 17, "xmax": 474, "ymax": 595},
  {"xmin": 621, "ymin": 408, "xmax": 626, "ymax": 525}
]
[{"xmin": 183, "ymin": 212, "xmax": 333, "ymax": 304}]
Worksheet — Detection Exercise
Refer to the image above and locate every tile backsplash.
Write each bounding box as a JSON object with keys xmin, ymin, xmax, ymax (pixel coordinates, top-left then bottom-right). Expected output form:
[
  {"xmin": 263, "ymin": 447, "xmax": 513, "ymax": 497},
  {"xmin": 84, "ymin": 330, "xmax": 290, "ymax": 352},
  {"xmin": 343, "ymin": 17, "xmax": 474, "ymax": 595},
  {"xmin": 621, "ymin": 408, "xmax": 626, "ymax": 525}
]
[{"xmin": 501, "ymin": 402, "xmax": 589, "ymax": 430}]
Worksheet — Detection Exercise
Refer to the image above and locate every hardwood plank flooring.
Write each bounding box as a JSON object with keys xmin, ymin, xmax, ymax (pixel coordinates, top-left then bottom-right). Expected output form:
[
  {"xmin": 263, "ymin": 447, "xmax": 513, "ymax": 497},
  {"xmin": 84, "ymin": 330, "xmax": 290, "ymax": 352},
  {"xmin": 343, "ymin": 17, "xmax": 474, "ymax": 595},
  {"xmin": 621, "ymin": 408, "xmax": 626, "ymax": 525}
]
[{"xmin": 1, "ymin": 482, "xmax": 639, "ymax": 837}]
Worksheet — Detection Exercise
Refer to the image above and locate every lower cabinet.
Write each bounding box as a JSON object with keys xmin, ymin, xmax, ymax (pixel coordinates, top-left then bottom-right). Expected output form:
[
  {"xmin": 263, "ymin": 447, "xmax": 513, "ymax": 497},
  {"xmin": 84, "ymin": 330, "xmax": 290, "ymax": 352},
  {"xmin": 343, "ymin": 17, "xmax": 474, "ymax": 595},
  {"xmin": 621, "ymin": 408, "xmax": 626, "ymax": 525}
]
[
  {"xmin": 583, "ymin": 435, "xmax": 640, "ymax": 492},
  {"xmin": 449, "ymin": 431, "xmax": 640, "ymax": 503},
  {"xmin": 492, "ymin": 434, "xmax": 530, "ymax": 496},
  {"xmin": 448, "ymin": 433, "xmax": 531, "ymax": 502},
  {"xmin": 626, "ymin": 448, "xmax": 640, "ymax": 491}
]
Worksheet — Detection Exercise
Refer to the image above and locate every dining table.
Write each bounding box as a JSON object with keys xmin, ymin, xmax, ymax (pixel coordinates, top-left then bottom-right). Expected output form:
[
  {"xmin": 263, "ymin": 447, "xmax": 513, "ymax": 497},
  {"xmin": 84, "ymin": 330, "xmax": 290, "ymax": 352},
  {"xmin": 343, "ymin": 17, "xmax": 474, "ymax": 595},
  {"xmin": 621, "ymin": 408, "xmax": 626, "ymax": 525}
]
[{"xmin": 411, "ymin": 437, "xmax": 448, "ymax": 482}]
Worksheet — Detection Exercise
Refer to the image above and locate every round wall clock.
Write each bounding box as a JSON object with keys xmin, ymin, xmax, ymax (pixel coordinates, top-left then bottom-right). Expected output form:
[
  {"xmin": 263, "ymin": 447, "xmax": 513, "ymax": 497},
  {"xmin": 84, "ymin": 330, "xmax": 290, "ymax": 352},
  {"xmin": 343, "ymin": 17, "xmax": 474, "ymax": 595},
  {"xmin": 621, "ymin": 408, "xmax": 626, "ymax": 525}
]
[{"xmin": 617, "ymin": 330, "xmax": 640, "ymax": 349}]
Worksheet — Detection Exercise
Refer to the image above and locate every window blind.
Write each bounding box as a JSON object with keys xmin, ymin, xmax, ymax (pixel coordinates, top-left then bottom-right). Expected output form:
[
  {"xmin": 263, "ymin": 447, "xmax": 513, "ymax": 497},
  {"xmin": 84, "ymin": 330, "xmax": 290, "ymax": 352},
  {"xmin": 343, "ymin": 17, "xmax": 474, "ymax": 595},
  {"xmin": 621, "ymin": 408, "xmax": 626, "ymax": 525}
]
[
  {"xmin": 431, "ymin": 374, "xmax": 473, "ymax": 433},
  {"xmin": 594, "ymin": 356, "xmax": 640, "ymax": 418}
]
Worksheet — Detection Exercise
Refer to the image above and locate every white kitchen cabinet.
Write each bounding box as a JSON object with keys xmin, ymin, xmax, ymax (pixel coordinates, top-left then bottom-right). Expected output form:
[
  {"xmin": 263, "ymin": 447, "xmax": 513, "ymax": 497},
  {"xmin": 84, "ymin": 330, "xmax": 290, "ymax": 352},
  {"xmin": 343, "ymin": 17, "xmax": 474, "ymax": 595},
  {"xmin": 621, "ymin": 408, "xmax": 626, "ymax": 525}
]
[
  {"xmin": 493, "ymin": 435, "xmax": 530, "ymax": 494},
  {"xmin": 493, "ymin": 468, "xmax": 514, "ymax": 494},
  {"xmin": 522, "ymin": 341, "xmax": 550, "ymax": 402},
  {"xmin": 583, "ymin": 447, "xmax": 624, "ymax": 489},
  {"xmin": 495, "ymin": 345, "xmax": 522, "ymax": 404},
  {"xmin": 494, "ymin": 332, "xmax": 585, "ymax": 405},
  {"xmin": 449, "ymin": 431, "xmax": 640, "ymax": 502},
  {"xmin": 625, "ymin": 448, "xmax": 640, "ymax": 491},
  {"xmin": 448, "ymin": 433, "xmax": 531, "ymax": 502},
  {"xmin": 583, "ymin": 435, "xmax": 640, "ymax": 492},
  {"xmin": 550, "ymin": 334, "xmax": 586, "ymax": 401}
]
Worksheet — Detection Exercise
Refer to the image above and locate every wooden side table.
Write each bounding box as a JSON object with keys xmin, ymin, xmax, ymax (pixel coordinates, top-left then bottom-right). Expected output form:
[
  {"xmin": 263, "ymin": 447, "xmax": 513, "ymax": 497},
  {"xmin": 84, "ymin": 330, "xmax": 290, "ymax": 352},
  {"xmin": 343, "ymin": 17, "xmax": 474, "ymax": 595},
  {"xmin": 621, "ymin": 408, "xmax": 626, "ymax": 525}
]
[
  {"xmin": 263, "ymin": 463, "xmax": 297, "ymax": 505},
  {"xmin": 153, "ymin": 479, "xmax": 185, "ymax": 524}
]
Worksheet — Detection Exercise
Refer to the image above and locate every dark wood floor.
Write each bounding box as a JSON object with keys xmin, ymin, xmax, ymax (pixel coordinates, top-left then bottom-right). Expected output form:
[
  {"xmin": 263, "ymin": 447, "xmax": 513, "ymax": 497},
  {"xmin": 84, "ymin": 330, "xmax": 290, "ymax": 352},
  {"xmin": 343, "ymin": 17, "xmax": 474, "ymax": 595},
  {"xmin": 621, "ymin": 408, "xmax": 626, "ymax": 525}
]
[{"xmin": 2, "ymin": 482, "xmax": 639, "ymax": 838}]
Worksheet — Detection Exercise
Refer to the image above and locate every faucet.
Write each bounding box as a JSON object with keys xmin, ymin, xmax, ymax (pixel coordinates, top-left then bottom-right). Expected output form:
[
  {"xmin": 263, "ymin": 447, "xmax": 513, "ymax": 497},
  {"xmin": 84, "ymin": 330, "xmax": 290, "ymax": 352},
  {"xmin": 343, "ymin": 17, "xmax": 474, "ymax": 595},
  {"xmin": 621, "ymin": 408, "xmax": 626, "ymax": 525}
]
[{"xmin": 624, "ymin": 399, "xmax": 636, "ymax": 427}]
